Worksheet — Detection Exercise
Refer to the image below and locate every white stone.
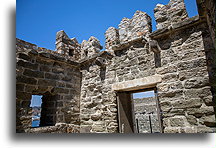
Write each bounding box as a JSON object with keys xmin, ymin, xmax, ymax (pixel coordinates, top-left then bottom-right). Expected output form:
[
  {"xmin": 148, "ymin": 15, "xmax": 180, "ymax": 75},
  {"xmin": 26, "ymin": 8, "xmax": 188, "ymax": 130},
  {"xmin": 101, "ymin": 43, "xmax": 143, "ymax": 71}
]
[{"xmin": 112, "ymin": 75, "xmax": 162, "ymax": 91}]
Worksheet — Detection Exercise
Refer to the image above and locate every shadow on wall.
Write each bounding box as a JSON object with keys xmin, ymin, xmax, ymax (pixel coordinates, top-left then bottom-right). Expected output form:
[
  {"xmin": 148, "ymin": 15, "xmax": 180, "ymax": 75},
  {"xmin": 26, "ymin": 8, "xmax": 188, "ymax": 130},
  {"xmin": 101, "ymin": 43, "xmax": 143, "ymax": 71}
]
[{"xmin": 201, "ymin": 26, "xmax": 216, "ymax": 114}]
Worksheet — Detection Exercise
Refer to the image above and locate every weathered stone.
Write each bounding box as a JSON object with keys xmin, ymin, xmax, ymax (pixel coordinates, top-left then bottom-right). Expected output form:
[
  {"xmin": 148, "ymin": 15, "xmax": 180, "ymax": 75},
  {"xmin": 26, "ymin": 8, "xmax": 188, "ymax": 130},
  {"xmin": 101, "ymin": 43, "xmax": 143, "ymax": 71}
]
[
  {"xmin": 16, "ymin": 83, "xmax": 25, "ymax": 92},
  {"xmin": 154, "ymin": 0, "xmax": 188, "ymax": 29},
  {"xmin": 17, "ymin": 75, "xmax": 37, "ymax": 85},
  {"xmin": 169, "ymin": 117, "xmax": 185, "ymax": 127},
  {"xmin": 172, "ymin": 98, "xmax": 202, "ymax": 109},
  {"xmin": 18, "ymin": 53, "xmax": 31, "ymax": 61},
  {"xmin": 188, "ymin": 106, "xmax": 215, "ymax": 117},
  {"xmin": 186, "ymin": 115, "xmax": 197, "ymax": 125},
  {"xmin": 183, "ymin": 77, "xmax": 209, "ymax": 89},
  {"xmin": 16, "ymin": 0, "xmax": 216, "ymax": 134},
  {"xmin": 112, "ymin": 75, "xmax": 162, "ymax": 91},
  {"xmin": 23, "ymin": 69, "xmax": 44, "ymax": 78},
  {"xmin": 200, "ymin": 115, "xmax": 216, "ymax": 127},
  {"xmin": 45, "ymin": 73, "xmax": 60, "ymax": 80},
  {"xmin": 17, "ymin": 60, "xmax": 38, "ymax": 70},
  {"xmin": 38, "ymin": 79, "xmax": 56, "ymax": 86},
  {"xmin": 164, "ymin": 127, "xmax": 180, "ymax": 133}
]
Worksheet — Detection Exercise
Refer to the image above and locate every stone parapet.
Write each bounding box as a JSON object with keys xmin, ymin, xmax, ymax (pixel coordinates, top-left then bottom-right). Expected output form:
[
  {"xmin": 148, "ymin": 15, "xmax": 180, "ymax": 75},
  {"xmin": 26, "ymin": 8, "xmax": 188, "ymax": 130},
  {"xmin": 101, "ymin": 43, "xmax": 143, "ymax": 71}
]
[
  {"xmin": 55, "ymin": 30, "xmax": 81, "ymax": 61},
  {"xmin": 105, "ymin": 10, "xmax": 151, "ymax": 51},
  {"xmin": 154, "ymin": 0, "xmax": 188, "ymax": 29}
]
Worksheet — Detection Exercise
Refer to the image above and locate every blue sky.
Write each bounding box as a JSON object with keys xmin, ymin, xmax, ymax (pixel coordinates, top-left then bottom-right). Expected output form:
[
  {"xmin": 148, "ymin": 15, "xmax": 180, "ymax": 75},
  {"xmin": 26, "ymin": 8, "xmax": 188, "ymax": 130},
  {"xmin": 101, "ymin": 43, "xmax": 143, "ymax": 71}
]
[
  {"xmin": 16, "ymin": 0, "xmax": 198, "ymax": 51},
  {"xmin": 133, "ymin": 91, "xmax": 155, "ymax": 99},
  {"xmin": 30, "ymin": 95, "xmax": 42, "ymax": 107}
]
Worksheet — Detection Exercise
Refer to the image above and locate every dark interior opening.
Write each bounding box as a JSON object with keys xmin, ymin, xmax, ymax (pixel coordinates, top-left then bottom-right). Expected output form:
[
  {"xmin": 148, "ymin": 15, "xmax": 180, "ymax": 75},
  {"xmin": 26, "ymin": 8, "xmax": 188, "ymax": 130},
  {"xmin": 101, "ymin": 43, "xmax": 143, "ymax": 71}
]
[{"xmin": 69, "ymin": 49, "xmax": 74, "ymax": 56}]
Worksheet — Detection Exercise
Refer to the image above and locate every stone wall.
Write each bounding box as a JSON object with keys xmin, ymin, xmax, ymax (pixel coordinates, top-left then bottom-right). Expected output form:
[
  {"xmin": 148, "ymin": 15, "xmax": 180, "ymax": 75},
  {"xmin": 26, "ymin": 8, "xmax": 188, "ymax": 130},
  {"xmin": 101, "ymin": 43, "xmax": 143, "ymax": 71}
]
[
  {"xmin": 16, "ymin": 39, "xmax": 81, "ymax": 133},
  {"xmin": 150, "ymin": 16, "xmax": 216, "ymax": 133},
  {"xmin": 105, "ymin": 10, "xmax": 151, "ymax": 51},
  {"xmin": 134, "ymin": 97, "xmax": 161, "ymax": 133},
  {"xmin": 196, "ymin": 0, "xmax": 216, "ymax": 115},
  {"xmin": 56, "ymin": 30, "xmax": 81, "ymax": 60},
  {"xmin": 16, "ymin": 0, "xmax": 216, "ymax": 133},
  {"xmin": 79, "ymin": 52, "xmax": 118, "ymax": 133},
  {"xmin": 154, "ymin": 0, "xmax": 188, "ymax": 29}
]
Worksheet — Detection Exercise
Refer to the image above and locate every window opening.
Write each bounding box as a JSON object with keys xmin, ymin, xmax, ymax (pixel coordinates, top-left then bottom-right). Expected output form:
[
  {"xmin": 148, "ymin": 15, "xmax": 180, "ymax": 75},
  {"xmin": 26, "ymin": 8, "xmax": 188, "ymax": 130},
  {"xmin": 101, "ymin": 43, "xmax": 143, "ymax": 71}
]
[
  {"xmin": 69, "ymin": 49, "xmax": 74, "ymax": 56},
  {"xmin": 132, "ymin": 89, "xmax": 161, "ymax": 133},
  {"xmin": 30, "ymin": 95, "xmax": 42, "ymax": 127}
]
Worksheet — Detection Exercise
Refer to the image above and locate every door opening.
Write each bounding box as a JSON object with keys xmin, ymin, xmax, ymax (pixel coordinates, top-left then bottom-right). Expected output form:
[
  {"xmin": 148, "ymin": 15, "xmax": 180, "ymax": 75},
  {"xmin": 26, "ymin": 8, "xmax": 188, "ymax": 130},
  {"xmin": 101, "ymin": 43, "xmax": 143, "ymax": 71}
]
[{"xmin": 117, "ymin": 88, "xmax": 162, "ymax": 133}]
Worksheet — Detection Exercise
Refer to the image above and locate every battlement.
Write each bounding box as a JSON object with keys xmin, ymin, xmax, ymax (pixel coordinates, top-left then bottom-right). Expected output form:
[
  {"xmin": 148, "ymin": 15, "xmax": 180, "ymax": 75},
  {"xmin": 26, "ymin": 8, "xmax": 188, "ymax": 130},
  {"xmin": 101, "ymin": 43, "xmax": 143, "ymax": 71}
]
[
  {"xmin": 16, "ymin": 0, "xmax": 216, "ymax": 133},
  {"xmin": 53, "ymin": 0, "xmax": 188, "ymax": 55},
  {"xmin": 105, "ymin": 10, "xmax": 151, "ymax": 51},
  {"xmin": 154, "ymin": 0, "xmax": 188, "ymax": 29}
]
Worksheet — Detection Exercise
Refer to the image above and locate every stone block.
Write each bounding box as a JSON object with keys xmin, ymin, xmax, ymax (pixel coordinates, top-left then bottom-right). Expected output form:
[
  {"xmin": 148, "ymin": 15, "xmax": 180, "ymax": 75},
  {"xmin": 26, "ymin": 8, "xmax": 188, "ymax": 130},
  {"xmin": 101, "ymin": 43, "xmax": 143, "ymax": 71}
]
[
  {"xmin": 186, "ymin": 115, "xmax": 198, "ymax": 125},
  {"xmin": 169, "ymin": 117, "xmax": 185, "ymax": 127},
  {"xmin": 80, "ymin": 126, "xmax": 92, "ymax": 133},
  {"xmin": 16, "ymin": 91, "xmax": 32, "ymax": 101},
  {"xmin": 187, "ymin": 106, "xmax": 215, "ymax": 118},
  {"xmin": 39, "ymin": 65, "xmax": 52, "ymax": 72},
  {"xmin": 36, "ymin": 58, "xmax": 53, "ymax": 66},
  {"xmin": 16, "ymin": 75, "xmax": 37, "ymax": 85},
  {"xmin": 112, "ymin": 75, "xmax": 162, "ymax": 91},
  {"xmin": 23, "ymin": 69, "xmax": 44, "ymax": 78},
  {"xmin": 16, "ymin": 83, "xmax": 25, "ymax": 92},
  {"xmin": 25, "ymin": 85, "xmax": 37, "ymax": 93},
  {"xmin": 18, "ymin": 53, "xmax": 31, "ymax": 61},
  {"xmin": 17, "ymin": 60, "xmax": 38, "ymax": 70},
  {"xmin": 183, "ymin": 87, "xmax": 212, "ymax": 100},
  {"xmin": 38, "ymin": 79, "xmax": 56, "ymax": 86},
  {"xmin": 183, "ymin": 77, "xmax": 209, "ymax": 89},
  {"xmin": 45, "ymin": 72, "xmax": 60, "ymax": 80},
  {"xmin": 164, "ymin": 127, "xmax": 180, "ymax": 133},
  {"xmin": 172, "ymin": 98, "xmax": 202, "ymax": 109},
  {"xmin": 177, "ymin": 58, "xmax": 206, "ymax": 71},
  {"xmin": 156, "ymin": 65, "xmax": 177, "ymax": 75},
  {"xmin": 52, "ymin": 67, "xmax": 65, "ymax": 74},
  {"xmin": 200, "ymin": 115, "xmax": 216, "ymax": 127},
  {"xmin": 51, "ymin": 87, "xmax": 69, "ymax": 94}
]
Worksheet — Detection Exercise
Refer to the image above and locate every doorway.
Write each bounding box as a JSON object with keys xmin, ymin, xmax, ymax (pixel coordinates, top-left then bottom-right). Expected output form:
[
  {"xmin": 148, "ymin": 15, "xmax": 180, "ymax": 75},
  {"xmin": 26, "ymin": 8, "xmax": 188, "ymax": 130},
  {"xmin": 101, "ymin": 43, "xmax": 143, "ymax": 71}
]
[{"xmin": 117, "ymin": 88, "xmax": 162, "ymax": 133}]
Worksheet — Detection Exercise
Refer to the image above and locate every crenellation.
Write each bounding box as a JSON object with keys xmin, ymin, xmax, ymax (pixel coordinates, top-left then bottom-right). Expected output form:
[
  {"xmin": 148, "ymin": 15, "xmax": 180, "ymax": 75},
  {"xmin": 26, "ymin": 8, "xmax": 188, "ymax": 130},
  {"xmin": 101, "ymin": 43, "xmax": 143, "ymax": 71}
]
[
  {"xmin": 80, "ymin": 36, "xmax": 103, "ymax": 59},
  {"xmin": 105, "ymin": 10, "xmax": 151, "ymax": 51},
  {"xmin": 16, "ymin": 0, "xmax": 216, "ymax": 133},
  {"xmin": 154, "ymin": 0, "xmax": 188, "ymax": 29},
  {"xmin": 56, "ymin": 30, "xmax": 81, "ymax": 60}
]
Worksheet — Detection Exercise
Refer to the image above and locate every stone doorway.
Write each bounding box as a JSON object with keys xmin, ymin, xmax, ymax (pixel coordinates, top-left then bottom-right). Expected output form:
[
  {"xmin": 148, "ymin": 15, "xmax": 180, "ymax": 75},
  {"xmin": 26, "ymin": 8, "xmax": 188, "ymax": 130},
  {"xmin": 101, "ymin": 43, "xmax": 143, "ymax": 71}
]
[{"xmin": 117, "ymin": 88, "xmax": 162, "ymax": 133}]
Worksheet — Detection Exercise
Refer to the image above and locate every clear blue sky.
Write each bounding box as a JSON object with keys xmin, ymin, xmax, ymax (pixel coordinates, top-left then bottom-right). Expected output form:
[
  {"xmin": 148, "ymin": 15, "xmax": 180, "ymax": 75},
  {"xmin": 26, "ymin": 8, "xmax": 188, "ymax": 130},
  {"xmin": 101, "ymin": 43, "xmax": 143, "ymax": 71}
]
[
  {"xmin": 16, "ymin": 0, "xmax": 198, "ymax": 50},
  {"xmin": 133, "ymin": 91, "xmax": 155, "ymax": 99},
  {"xmin": 30, "ymin": 95, "xmax": 42, "ymax": 107}
]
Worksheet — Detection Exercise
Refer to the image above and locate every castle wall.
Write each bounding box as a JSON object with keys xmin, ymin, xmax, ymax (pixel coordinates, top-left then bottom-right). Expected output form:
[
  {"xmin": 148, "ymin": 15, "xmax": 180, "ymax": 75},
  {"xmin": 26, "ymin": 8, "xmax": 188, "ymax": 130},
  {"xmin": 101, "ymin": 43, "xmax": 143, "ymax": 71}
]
[
  {"xmin": 16, "ymin": 39, "xmax": 81, "ymax": 133},
  {"xmin": 16, "ymin": 0, "xmax": 216, "ymax": 133},
  {"xmin": 150, "ymin": 17, "xmax": 215, "ymax": 133},
  {"xmin": 196, "ymin": 0, "xmax": 216, "ymax": 113},
  {"xmin": 80, "ymin": 13, "xmax": 215, "ymax": 133},
  {"xmin": 79, "ymin": 52, "xmax": 117, "ymax": 133},
  {"xmin": 154, "ymin": 0, "xmax": 188, "ymax": 29},
  {"xmin": 134, "ymin": 97, "xmax": 160, "ymax": 133}
]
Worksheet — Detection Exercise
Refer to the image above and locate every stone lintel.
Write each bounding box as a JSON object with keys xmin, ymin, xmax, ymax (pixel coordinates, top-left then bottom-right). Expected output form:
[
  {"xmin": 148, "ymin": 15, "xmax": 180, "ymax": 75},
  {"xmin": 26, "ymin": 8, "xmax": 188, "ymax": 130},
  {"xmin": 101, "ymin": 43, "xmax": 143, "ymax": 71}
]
[{"xmin": 112, "ymin": 75, "xmax": 162, "ymax": 92}]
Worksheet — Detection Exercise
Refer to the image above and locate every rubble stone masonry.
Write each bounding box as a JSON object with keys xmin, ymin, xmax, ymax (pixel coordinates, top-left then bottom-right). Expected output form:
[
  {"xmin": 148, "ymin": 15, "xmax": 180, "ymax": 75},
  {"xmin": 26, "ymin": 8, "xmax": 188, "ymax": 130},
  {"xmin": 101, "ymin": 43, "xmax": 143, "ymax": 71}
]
[{"xmin": 16, "ymin": 0, "xmax": 215, "ymax": 133}]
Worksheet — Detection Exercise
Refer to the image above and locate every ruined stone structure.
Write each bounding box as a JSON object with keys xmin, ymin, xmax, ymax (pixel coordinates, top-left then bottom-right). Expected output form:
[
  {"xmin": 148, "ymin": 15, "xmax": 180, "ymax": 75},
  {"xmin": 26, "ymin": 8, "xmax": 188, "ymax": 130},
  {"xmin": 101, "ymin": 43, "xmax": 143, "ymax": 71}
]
[{"xmin": 16, "ymin": 0, "xmax": 216, "ymax": 133}]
